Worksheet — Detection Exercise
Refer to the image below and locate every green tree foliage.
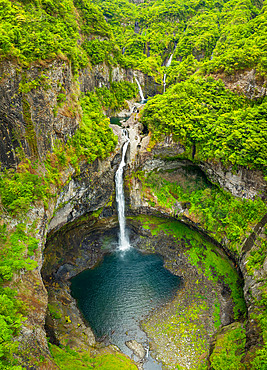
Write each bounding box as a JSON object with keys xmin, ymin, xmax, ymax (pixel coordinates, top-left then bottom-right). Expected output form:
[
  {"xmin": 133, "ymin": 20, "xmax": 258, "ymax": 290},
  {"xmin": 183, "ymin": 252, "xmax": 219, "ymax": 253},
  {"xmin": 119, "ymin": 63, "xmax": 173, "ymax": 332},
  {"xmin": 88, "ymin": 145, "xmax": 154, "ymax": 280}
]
[
  {"xmin": 1, "ymin": 0, "xmax": 266, "ymax": 79},
  {"xmin": 82, "ymin": 39, "xmax": 118, "ymax": 65},
  {"xmin": 74, "ymin": 0, "xmax": 112, "ymax": 38},
  {"xmin": 145, "ymin": 172, "xmax": 267, "ymax": 253},
  {"xmin": 0, "ymin": 0, "xmax": 114, "ymax": 70},
  {"xmin": 0, "ymin": 287, "xmax": 25, "ymax": 369},
  {"xmin": 175, "ymin": 11, "xmax": 220, "ymax": 60},
  {"xmin": 95, "ymin": 81, "xmax": 138, "ymax": 111},
  {"xmin": 142, "ymin": 77, "xmax": 267, "ymax": 171},
  {"xmin": 202, "ymin": 0, "xmax": 267, "ymax": 75},
  {"xmin": 0, "ymin": 90, "xmax": 117, "ymax": 367},
  {"xmin": 49, "ymin": 344, "xmax": 137, "ymax": 369},
  {"xmin": 0, "ymin": 221, "xmax": 37, "ymax": 368},
  {"xmin": 0, "ymin": 169, "xmax": 46, "ymax": 215},
  {"xmin": 71, "ymin": 93, "xmax": 117, "ymax": 162},
  {"xmin": 88, "ymin": 0, "xmax": 266, "ymax": 84},
  {"xmin": 209, "ymin": 323, "xmax": 246, "ymax": 370}
]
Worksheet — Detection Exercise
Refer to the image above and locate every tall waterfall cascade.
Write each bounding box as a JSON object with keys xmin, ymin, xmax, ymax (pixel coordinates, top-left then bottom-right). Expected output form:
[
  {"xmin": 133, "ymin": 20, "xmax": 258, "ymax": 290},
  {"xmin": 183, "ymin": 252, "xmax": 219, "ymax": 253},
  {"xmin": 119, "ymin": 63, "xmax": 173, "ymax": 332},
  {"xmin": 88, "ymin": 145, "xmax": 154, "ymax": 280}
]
[
  {"xmin": 163, "ymin": 53, "xmax": 174, "ymax": 93},
  {"xmin": 115, "ymin": 129, "xmax": 131, "ymax": 251},
  {"xmin": 134, "ymin": 76, "xmax": 145, "ymax": 103}
]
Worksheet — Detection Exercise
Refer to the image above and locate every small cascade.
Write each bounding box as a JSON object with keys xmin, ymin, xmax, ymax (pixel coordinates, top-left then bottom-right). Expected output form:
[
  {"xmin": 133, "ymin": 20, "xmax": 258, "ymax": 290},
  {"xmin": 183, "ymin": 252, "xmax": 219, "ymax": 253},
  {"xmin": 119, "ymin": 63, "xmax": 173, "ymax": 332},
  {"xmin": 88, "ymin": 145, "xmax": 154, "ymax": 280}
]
[
  {"xmin": 145, "ymin": 345, "xmax": 149, "ymax": 358},
  {"xmin": 134, "ymin": 76, "xmax": 145, "ymax": 103},
  {"xmin": 166, "ymin": 53, "xmax": 173, "ymax": 68},
  {"xmin": 115, "ymin": 129, "xmax": 131, "ymax": 251},
  {"xmin": 163, "ymin": 52, "xmax": 174, "ymax": 93},
  {"xmin": 163, "ymin": 73, "xmax": 167, "ymax": 93}
]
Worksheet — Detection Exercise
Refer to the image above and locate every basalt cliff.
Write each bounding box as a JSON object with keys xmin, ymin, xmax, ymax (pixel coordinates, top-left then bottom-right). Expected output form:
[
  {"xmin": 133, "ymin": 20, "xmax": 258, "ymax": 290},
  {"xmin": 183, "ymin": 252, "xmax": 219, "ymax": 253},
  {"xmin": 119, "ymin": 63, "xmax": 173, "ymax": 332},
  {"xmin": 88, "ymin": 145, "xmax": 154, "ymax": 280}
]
[{"xmin": 0, "ymin": 54, "xmax": 267, "ymax": 369}]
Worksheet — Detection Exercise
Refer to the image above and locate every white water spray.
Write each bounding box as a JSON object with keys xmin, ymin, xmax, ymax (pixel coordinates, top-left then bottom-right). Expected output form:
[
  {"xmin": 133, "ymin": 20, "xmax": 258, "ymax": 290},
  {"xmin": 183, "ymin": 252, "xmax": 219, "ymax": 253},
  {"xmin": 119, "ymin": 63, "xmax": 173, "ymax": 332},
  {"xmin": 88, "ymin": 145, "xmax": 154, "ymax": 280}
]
[
  {"xmin": 134, "ymin": 76, "xmax": 145, "ymax": 103},
  {"xmin": 166, "ymin": 53, "xmax": 173, "ymax": 68},
  {"xmin": 115, "ymin": 129, "xmax": 131, "ymax": 251},
  {"xmin": 163, "ymin": 52, "xmax": 174, "ymax": 93}
]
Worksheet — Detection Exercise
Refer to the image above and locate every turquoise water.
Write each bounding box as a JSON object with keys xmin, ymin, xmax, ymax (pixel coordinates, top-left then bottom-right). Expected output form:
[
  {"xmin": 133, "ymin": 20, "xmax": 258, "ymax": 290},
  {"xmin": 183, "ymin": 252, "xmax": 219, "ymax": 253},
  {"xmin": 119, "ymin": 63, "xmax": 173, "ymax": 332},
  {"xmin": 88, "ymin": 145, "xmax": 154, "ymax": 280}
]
[
  {"xmin": 70, "ymin": 247, "xmax": 181, "ymax": 368},
  {"xmin": 109, "ymin": 116, "xmax": 130, "ymax": 126}
]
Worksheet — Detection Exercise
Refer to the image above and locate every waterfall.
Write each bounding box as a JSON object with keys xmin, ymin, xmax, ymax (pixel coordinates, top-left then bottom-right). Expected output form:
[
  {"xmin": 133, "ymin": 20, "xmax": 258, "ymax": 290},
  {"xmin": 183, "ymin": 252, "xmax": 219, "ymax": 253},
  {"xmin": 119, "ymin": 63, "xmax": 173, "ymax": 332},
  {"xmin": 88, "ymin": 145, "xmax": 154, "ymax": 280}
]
[
  {"xmin": 115, "ymin": 129, "xmax": 130, "ymax": 251},
  {"xmin": 163, "ymin": 73, "xmax": 167, "ymax": 93},
  {"xmin": 134, "ymin": 77, "xmax": 145, "ymax": 103},
  {"xmin": 163, "ymin": 52, "xmax": 174, "ymax": 93},
  {"xmin": 166, "ymin": 53, "xmax": 173, "ymax": 68}
]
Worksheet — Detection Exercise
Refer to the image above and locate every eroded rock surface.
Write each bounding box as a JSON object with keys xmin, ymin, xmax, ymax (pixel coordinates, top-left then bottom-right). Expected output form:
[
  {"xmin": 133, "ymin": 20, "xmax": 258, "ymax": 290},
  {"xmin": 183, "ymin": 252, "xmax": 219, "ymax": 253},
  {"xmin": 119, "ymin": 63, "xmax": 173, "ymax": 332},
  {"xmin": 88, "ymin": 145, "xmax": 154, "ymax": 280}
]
[
  {"xmin": 214, "ymin": 69, "xmax": 267, "ymax": 100},
  {"xmin": 126, "ymin": 340, "xmax": 146, "ymax": 359}
]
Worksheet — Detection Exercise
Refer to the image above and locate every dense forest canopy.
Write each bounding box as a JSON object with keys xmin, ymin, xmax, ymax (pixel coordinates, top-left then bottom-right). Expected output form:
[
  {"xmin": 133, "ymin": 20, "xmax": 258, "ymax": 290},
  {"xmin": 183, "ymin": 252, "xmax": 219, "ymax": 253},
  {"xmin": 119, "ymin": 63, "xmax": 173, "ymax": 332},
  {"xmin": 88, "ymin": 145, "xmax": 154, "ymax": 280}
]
[
  {"xmin": 1, "ymin": 0, "xmax": 266, "ymax": 76},
  {"xmin": 0, "ymin": 0, "xmax": 267, "ymax": 368}
]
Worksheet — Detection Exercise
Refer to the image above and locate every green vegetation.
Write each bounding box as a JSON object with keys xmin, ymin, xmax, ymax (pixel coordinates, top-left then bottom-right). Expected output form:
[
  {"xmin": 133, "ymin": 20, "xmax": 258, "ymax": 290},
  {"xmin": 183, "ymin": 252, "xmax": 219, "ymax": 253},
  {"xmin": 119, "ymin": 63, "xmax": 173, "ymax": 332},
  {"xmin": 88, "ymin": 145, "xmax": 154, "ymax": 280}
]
[
  {"xmin": 252, "ymin": 309, "xmax": 267, "ymax": 369},
  {"xmin": 0, "ymin": 0, "xmax": 267, "ymax": 367},
  {"xmin": 95, "ymin": 81, "xmax": 138, "ymax": 111},
  {"xmin": 142, "ymin": 77, "xmax": 267, "ymax": 171},
  {"xmin": 0, "ymin": 223, "xmax": 34, "ymax": 368},
  {"xmin": 201, "ymin": 0, "xmax": 267, "ymax": 76},
  {"xmin": 247, "ymin": 236, "xmax": 267, "ymax": 275},
  {"xmin": 0, "ymin": 91, "xmax": 117, "ymax": 368},
  {"xmin": 143, "ymin": 171, "xmax": 267, "ymax": 253},
  {"xmin": 134, "ymin": 215, "xmax": 245, "ymax": 368},
  {"xmin": 0, "ymin": 0, "xmax": 114, "ymax": 71},
  {"xmin": 0, "ymin": 287, "xmax": 25, "ymax": 369},
  {"xmin": 186, "ymin": 237, "xmax": 246, "ymax": 319},
  {"xmin": 0, "ymin": 166, "xmax": 47, "ymax": 215},
  {"xmin": 82, "ymin": 38, "xmax": 121, "ymax": 66},
  {"xmin": 0, "ymin": 223, "xmax": 38, "ymax": 281},
  {"xmin": 2, "ymin": 0, "xmax": 266, "ymax": 78},
  {"xmin": 210, "ymin": 323, "xmax": 246, "ymax": 370},
  {"xmin": 50, "ymin": 344, "xmax": 137, "ymax": 369},
  {"xmin": 245, "ymin": 230, "xmax": 267, "ymax": 369},
  {"xmin": 48, "ymin": 303, "xmax": 62, "ymax": 320},
  {"xmin": 130, "ymin": 215, "xmax": 246, "ymax": 319},
  {"xmin": 71, "ymin": 93, "xmax": 117, "ymax": 162},
  {"xmin": 91, "ymin": 0, "xmax": 267, "ymax": 80}
]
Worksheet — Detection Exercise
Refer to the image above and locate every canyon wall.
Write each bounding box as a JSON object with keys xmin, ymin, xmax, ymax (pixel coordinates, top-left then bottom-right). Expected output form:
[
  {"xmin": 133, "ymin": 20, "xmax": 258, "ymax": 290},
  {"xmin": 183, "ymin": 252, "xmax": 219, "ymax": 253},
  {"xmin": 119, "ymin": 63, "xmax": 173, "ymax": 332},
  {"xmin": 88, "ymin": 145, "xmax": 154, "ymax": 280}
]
[
  {"xmin": 0, "ymin": 58, "xmax": 266, "ymax": 368},
  {"xmin": 125, "ymin": 115, "xmax": 267, "ymax": 363}
]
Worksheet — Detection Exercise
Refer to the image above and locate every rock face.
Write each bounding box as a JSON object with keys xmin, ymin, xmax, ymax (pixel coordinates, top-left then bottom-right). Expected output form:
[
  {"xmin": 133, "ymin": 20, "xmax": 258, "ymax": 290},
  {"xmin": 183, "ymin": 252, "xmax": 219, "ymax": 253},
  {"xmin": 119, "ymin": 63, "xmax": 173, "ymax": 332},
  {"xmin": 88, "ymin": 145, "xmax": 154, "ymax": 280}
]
[
  {"xmin": 123, "ymin": 119, "xmax": 267, "ymax": 365},
  {"xmin": 0, "ymin": 59, "xmax": 159, "ymax": 171},
  {"xmin": 213, "ymin": 69, "xmax": 267, "ymax": 100},
  {"xmin": 199, "ymin": 161, "xmax": 266, "ymax": 200},
  {"xmin": 0, "ymin": 57, "xmax": 136, "ymax": 367},
  {"xmin": 79, "ymin": 64, "xmax": 160, "ymax": 102},
  {"xmin": 79, "ymin": 64, "xmax": 134, "ymax": 92},
  {"xmin": 126, "ymin": 340, "xmax": 146, "ymax": 359},
  {"xmin": 125, "ymin": 118, "xmax": 266, "ymax": 201},
  {"xmin": 0, "ymin": 60, "xmax": 80, "ymax": 170},
  {"xmin": 1, "ymin": 55, "xmax": 266, "ymax": 369}
]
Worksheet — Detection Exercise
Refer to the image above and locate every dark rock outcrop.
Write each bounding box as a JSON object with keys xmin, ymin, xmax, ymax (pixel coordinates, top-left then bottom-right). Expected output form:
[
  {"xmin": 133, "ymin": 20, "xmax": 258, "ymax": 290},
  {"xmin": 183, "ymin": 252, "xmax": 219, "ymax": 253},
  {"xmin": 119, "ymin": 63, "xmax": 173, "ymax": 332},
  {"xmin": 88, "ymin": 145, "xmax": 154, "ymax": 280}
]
[{"xmin": 0, "ymin": 60, "xmax": 79, "ymax": 169}]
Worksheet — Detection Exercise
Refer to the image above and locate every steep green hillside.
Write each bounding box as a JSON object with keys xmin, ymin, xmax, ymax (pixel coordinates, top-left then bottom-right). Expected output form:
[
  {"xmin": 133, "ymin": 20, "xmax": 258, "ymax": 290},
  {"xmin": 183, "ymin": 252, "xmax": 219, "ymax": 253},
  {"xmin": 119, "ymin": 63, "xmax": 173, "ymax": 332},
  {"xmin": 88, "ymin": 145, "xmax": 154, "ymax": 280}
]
[
  {"xmin": 91, "ymin": 0, "xmax": 267, "ymax": 80},
  {"xmin": 142, "ymin": 76, "xmax": 267, "ymax": 171},
  {"xmin": 0, "ymin": 0, "xmax": 267, "ymax": 368},
  {"xmin": 1, "ymin": 0, "xmax": 266, "ymax": 78}
]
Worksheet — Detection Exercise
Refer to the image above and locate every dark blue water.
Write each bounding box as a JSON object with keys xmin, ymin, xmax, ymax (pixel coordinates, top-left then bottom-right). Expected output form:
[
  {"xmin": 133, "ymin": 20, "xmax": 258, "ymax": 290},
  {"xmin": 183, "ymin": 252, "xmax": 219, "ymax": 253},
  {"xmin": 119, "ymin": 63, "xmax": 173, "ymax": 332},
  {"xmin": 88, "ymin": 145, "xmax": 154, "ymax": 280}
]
[
  {"xmin": 70, "ymin": 248, "xmax": 181, "ymax": 368},
  {"xmin": 110, "ymin": 116, "xmax": 130, "ymax": 126}
]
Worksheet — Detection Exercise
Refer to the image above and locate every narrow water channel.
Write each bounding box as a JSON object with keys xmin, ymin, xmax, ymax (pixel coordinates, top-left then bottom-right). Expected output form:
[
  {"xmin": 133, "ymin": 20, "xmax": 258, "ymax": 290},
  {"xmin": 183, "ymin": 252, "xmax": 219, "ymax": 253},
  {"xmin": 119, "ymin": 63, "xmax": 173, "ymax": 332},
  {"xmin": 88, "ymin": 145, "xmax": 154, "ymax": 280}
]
[{"xmin": 70, "ymin": 247, "xmax": 181, "ymax": 368}]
